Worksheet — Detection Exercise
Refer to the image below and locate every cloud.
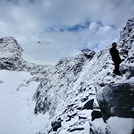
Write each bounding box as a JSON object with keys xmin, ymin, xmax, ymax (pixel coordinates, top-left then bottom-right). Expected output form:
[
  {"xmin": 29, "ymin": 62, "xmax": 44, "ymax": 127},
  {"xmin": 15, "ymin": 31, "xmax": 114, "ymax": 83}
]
[
  {"xmin": 45, "ymin": 21, "xmax": 90, "ymax": 32},
  {"xmin": 0, "ymin": 0, "xmax": 134, "ymax": 64}
]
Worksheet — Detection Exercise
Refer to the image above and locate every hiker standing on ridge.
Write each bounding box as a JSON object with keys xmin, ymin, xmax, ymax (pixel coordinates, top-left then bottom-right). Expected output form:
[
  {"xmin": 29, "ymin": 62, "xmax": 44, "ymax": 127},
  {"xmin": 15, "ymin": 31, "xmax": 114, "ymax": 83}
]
[{"xmin": 110, "ymin": 42, "xmax": 122, "ymax": 75}]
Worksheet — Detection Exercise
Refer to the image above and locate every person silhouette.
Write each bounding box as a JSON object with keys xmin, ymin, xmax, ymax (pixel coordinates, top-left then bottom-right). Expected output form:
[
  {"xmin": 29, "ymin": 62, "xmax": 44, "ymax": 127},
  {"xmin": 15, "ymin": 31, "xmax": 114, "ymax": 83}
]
[{"xmin": 110, "ymin": 42, "xmax": 122, "ymax": 75}]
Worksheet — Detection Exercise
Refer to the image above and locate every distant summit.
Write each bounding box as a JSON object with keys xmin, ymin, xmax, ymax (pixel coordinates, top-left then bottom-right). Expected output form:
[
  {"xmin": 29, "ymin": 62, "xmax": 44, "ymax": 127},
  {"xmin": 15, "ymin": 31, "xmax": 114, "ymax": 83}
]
[
  {"xmin": 0, "ymin": 37, "xmax": 23, "ymax": 59},
  {"xmin": 0, "ymin": 37, "xmax": 49, "ymax": 71}
]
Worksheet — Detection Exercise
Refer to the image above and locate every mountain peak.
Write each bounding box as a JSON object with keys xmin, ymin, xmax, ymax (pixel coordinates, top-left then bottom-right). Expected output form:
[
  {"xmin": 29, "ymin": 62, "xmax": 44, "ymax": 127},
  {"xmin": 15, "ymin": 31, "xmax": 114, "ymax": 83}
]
[{"xmin": 0, "ymin": 37, "xmax": 23, "ymax": 59}]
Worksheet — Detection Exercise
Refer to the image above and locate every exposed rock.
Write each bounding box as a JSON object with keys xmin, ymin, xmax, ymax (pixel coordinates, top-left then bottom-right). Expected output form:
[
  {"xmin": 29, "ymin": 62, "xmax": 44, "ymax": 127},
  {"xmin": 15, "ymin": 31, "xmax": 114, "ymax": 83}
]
[
  {"xmin": 51, "ymin": 121, "xmax": 62, "ymax": 131},
  {"xmin": 96, "ymin": 83, "xmax": 134, "ymax": 122},
  {"xmin": 33, "ymin": 52, "xmax": 91, "ymax": 115},
  {"xmin": 91, "ymin": 110, "xmax": 102, "ymax": 121},
  {"xmin": 67, "ymin": 113, "xmax": 77, "ymax": 119},
  {"xmin": 120, "ymin": 65, "xmax": 134, "ymax": 79},
  {"xmin": 68, "ymin": 127, "xmax": 84, "ymax": 132},
  {"xmin": 119, "ymin": 17, "xmax": 134, "ymax": 66},
  {"xmin": 81, "ymin": 49, "xmax": 95, "ymax": 59},
  {"xmin": 0, "ymin": 37, "xmax": 23, "ymax": 70},
  {"xmin": 82, "ymin": 99, "xmax": 94, "ymax": 110}
]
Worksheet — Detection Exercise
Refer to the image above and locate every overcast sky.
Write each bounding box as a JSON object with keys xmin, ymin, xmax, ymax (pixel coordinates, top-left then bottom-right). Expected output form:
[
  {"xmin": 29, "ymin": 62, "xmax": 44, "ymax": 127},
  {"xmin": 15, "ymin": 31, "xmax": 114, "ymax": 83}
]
[{"xmin": 0, "ymin": 0, "xmax": 134, "ymax": 64}]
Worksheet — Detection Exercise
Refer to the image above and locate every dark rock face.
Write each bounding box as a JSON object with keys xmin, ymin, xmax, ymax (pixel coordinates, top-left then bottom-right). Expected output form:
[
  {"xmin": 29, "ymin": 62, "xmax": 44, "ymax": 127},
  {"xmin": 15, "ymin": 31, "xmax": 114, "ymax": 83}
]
[
  {"xmin": 51, "ymin": 121, "xmax": 61, "ymax": 131},
  {"xmin": 82, "ymin": 99, "xmax": 94, "ymax": 110},
  {"xmin": 96, "ymin": 83, "xmax": 134, "ymax": 122},
  {"xmin": 81, "ymin": 49, "xmax": 95, "ymax": 59},
  {"xmin": 91, "ymin": 110, "xmax": 102, "ymax": 121}
]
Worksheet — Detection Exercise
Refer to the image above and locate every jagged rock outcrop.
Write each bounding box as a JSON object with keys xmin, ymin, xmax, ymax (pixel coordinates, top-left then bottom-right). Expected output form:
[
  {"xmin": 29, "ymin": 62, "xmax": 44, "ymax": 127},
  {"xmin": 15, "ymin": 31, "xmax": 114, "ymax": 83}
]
[
  {"xmin": 51, "ymin": 120, "xmax": 62, "ymax": 131},
  {"xmin": 96, "ymin": 83, "xmax": 134, "ymax": 122},
  {"xmin": 81, "ymin": 49, "xmax": 95, "ymax": 59},
  {"xmin": 0, "ymin": 37, "xmax": 23, "ymax": 70},
  {"xmin": 119, "ymin": 18, "xmax": 134, "ymax": 79},
  {"xmin": 33, "ymin": 49, "xmax": 95, "ymax": 116},
  {"xmin": 119, "ymin": 18, "xmax": 134, "ymax": 60}
]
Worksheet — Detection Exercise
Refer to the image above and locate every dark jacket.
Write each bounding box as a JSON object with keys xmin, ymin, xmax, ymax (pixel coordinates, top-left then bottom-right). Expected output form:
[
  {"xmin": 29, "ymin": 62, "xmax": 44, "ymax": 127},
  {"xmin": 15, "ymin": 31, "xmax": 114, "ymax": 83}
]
[{"xmin": 110, "ymin": 47, "xmax": 121, "ymax": 64}]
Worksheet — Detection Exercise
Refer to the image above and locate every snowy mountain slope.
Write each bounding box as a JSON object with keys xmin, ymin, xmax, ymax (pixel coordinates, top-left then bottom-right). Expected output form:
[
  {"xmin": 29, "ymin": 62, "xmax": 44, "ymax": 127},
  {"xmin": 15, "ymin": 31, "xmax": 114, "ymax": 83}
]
[
  {"xmin": 0, "ymin": 37, "xmax": 53, "ymax": 134},
  {"xmin": 0, "ymin": 70, "xmax": 49, "ymax": 134},
  {"xmin": 33, "ymin": 18, "xmax": 134, "ymax": 134},
  {"xmin": 0, "ymin": 18, "xmax": 133, "ymax": 134},
  {"xmin": 33, "ymin": 49, "xmax": 95, "ymax": 116},
  {"xmin": 33, "ymin": 19, "xmax": 134, "ymax": 134},
  {"xmin": 0, "ymin": 37, "xmax": 52, "ymax": 73}
]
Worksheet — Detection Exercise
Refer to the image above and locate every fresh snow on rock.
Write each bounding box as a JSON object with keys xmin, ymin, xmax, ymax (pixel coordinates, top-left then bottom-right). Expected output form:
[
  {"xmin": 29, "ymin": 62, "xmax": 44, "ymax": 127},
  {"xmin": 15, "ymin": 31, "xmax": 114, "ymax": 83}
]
[{"xmin": 34, "ymin": 18, "xmax": 134, "ymax": 134}]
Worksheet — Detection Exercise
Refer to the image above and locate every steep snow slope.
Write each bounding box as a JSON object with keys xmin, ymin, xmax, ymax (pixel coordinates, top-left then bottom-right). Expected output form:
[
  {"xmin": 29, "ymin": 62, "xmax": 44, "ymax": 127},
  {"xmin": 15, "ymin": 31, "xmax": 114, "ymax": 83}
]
[
  {"xmin": 0, "ymin": 37, "xmax": 52, "ymax": 134},
  {"xmin": 0, "ymin": 70, "xmax": 49, "ymax": 134}
]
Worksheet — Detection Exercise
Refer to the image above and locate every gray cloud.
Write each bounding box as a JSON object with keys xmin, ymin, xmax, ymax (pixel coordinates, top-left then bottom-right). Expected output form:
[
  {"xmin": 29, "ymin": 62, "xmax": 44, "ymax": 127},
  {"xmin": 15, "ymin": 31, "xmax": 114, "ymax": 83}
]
[{"xmin": 0, "ymin": 0, "xmax": 134, "ymax": 64}]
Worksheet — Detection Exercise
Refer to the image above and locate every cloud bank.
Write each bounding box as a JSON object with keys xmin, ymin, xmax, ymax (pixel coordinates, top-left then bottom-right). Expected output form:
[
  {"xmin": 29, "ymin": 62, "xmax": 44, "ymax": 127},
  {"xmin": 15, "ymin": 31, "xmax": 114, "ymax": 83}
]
[{"xmin": 0, "ymin": 0, "xmax": 134, "ymax": 64}]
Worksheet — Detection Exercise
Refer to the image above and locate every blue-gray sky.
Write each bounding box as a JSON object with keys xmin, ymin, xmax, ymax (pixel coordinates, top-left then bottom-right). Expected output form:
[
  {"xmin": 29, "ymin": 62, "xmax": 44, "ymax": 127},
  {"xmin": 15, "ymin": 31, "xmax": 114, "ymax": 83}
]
[{"xmin": 0, "ymin": 0, "xmax": 134, "ymax": 64}]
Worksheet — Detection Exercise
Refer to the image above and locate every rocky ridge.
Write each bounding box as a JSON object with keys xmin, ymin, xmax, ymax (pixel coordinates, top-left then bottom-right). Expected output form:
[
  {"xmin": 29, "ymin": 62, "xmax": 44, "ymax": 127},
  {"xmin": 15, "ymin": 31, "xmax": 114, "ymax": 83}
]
[{"xmin": 34, "ymin": 18, "xmax": 134, "ymax": 134}]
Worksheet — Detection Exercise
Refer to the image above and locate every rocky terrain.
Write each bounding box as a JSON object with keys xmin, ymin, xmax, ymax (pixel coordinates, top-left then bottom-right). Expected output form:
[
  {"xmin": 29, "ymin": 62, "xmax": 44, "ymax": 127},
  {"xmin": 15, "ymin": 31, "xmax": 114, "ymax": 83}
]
[{"xmin": 0, "ymin": 18, "xmax": 133, "ymax": 134}]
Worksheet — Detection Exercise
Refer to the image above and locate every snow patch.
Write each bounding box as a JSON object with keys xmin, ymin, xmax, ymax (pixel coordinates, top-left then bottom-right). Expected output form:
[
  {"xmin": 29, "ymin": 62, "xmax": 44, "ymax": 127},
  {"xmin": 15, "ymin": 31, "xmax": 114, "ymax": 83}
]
[
  {"xmin": 107, "ymin": 117, "xmax": 134, "ymax": 134},
  {"xmin": 0, "ymin": 70, "xmax": 49, "ymax": 134}
]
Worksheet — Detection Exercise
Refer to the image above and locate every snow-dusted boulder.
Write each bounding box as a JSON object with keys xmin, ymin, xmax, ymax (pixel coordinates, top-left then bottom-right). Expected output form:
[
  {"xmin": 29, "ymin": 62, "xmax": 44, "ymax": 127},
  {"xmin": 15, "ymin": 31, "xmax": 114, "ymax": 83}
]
[{"xmin": 96, "ymin": 83, "xmax": 134, "ymax": 122}]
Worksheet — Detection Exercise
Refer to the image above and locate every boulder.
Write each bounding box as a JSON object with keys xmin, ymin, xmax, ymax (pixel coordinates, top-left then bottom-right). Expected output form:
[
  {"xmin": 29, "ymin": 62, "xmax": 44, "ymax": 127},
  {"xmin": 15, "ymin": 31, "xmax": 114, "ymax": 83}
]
[
  {"xmin": 82, "ymin": 99, "xmax": 94, "ymax": 110},
  {"xmin": 91, "ymin": 110, "xmax": 102, "ymax": 121},
  {"xmin": 51, "ymin": 121, "xmax": 61, "ymax": 131},
  {"xmin": 96, "ymin": 83, "xmax": 134, "ymax": 122}
]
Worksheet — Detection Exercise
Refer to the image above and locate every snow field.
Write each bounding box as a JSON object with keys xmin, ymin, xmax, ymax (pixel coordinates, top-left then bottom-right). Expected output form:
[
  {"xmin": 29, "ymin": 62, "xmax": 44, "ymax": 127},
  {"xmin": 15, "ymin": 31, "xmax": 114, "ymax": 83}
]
[{"xmin": 0, "ymin": 70, "xmax": 49, "ymax": 134}]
